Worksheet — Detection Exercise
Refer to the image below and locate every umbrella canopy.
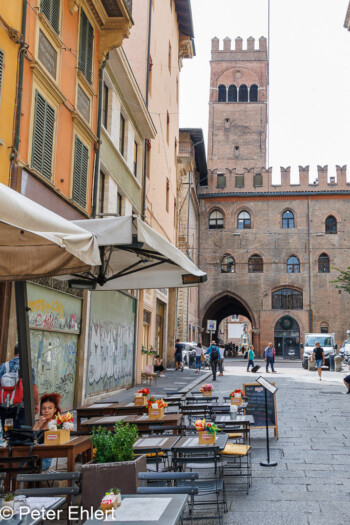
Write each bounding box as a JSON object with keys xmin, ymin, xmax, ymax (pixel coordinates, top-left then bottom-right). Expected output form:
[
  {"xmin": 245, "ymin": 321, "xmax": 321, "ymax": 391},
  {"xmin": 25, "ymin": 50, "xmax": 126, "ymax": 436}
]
[
  {"xmin": 0, "ymin": 183, "xmax": 101, "ymax": 280},
  {"xmin": 71, "ymin": 216, "xmax": 207, "ymax": 289}
]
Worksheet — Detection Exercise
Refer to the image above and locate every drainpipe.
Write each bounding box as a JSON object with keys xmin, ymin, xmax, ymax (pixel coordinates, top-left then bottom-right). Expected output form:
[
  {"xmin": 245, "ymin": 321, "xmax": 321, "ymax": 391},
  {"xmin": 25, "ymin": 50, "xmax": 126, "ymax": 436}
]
[
  {"xmin": 307, "ymin": 196, "xmax": 312, "ymax": 331},
  {"xmin": 91, "ymin": 53, "xmax": 109, "ymax": 218},
  {"xmin": 10, "ymin": 0, "xmax": 27, "ymax": 169},
  {"xmin": 141, "ymin": 0, "xmax": 153, "ymax": 220}
]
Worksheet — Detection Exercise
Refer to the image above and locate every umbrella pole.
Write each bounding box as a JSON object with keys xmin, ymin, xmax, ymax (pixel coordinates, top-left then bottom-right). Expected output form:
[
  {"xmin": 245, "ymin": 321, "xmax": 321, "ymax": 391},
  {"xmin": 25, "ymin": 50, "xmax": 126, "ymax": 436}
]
[{"xmin": 15, "ymin": 281, "xmax": 34, "ymax": 426}]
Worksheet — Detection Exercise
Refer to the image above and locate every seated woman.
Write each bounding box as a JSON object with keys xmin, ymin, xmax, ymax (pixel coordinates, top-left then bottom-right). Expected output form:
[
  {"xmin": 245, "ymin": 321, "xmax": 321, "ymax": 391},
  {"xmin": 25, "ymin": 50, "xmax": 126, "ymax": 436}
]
[
  {"xmin": 33, "ymin": 392, "xmax": 62, "ymax": 471},
  {"xmin": 154, "ymin": 354, "xmax": 165, "ymax": 377}
]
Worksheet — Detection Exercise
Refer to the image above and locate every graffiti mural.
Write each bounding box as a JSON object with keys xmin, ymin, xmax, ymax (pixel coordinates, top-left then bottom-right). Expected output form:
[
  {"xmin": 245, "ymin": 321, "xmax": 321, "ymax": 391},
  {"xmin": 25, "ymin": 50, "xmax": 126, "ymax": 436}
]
[
  {"xmin": 85, "ymin": 291, "xmax": 136, "ymax": 397},
  {"xmin": 27, "ymin": 283, "xmax": 81, "ymax": 333}
]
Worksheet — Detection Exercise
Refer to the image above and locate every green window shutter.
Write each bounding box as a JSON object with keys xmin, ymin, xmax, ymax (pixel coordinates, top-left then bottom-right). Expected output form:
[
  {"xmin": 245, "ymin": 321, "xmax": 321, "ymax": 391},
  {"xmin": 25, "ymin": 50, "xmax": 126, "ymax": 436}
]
[
  {"xmin": 31, "ymin": 91, "xmax": 55, "ymax": 180},
  {"xmin": 217, "ymin": 174, "xmax": 226, "ymax": 188},
  {"xmin": 253, "ymin": 173, "xmax": 262, "ymax": 187},
  {"xmin": 79, "ymin": 10, "xmax": 93, "ymax": 84},
  {"xmin": 0, "ymin": 50, "xmax": 4, "ymax": 103},
  {"xmin": 41, "ymin": 0, "xmax": 60, "ymax": 33},
  {"xmin": 73, "ymin": 136, "xmax": 88, "ymax": 208},
  {"xmin": 235, "ymin": 175, "xmax": 244, "ymax": 188}
]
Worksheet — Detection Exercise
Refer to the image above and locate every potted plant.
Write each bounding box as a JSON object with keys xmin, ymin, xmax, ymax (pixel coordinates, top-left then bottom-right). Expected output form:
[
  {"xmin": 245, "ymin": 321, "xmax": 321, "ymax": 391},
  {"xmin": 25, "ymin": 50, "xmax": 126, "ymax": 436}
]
[
  {"xmin": 1, "ymin": 493, "xmax": 14, "ymax": 511},
  {"xmin": 194, "ymin": 419, "xmax": 220, "ymax": 445},
  {"xmin": 230, "ymin": 389, "xmax": 244, "ymax": 406},
  {"xmin": 134, "ymin": 387, "xmax": 150, "ymax": 406},
  {"xmin": 81, "ymin": 422, "xmax": 146, "ymax": 510},
  {"xmin": 200, "ymin": 383, "xmax": 214, "ymax": 397},
  {"xmin": 147, "ymin": 397, "xmax": 168, "ymax": 419}
]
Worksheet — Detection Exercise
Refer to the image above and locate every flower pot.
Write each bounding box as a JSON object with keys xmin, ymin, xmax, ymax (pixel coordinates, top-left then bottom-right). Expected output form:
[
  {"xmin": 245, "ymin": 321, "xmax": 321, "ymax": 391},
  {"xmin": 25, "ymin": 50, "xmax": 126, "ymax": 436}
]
[
  {"xmin": 81, "ymin": 455, "xmax": 146, "ymax": 511},
  {"xmin": 202, "ymin": 391, "xmax": 212, "ymax": 397},
  {"xmin": 148, "ymin": 407, "xmax": 164, "ymax": 419},
  {"xmin": 134, "ymin": 395, "xmax": 147, "ymax": 406},
  {"xmin": 198, "ymin": 431, "xmax": 216, "ymax": 445},
  {"xmin": 44, "ymin": 429, "xmax": 70, "ymax": 445},
  {"xmin": 1, "ymin": 500, "xmax": 14, "ymax": 510},
  {"xmin": 230, "ymin": 397, "xmax": 242, "ymax": 406}
]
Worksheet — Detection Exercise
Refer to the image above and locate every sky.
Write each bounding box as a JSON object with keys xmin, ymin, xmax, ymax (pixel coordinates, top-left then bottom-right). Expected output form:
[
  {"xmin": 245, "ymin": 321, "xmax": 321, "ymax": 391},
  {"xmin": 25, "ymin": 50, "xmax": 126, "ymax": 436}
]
[{"xmin": 179, "ymin": 0, "xmax": 350, "ymax": 181}]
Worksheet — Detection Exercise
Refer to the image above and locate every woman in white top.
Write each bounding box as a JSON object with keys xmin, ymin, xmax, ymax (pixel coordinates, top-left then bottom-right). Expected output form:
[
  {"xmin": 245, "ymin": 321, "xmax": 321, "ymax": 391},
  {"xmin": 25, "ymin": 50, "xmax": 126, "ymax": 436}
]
[{"xmin": 195, "ymin": 343, "xmax": 204, "ymax": 373}]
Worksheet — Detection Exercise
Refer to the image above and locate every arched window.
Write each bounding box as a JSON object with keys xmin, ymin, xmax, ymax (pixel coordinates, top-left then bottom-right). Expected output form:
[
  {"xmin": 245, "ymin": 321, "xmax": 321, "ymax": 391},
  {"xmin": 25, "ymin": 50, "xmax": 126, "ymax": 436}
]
[
  {"xmin": 221, "ymin": 255, "xmax": 235, "ymax": 273},
  {"xmin": 248, "ymin": 254, "xmax": 263, "ymax": 273},
  {"xmin": 325, "ymin": 215, "xmax": 337, "ymax": 234},
  {"xmin": 250, "ymin": 84, "xmax": 258, "ymax": 102},
  {"xmin": 237, "ymin": 211, "xmax": 251, "ymax": 229},
  {"xmin": 287, "ymin": 256, "xmax": 300, "ymax": 273},
  {"xmin": 209, "ymin": 210, "xmax": 224, "ymax": 229},
  {"xmin": 239, "ymin": 84, "xmax": 248, "ymax": 102},
  {"xmin": 282, "ymin": 210, "xmax": 295, "ymax": 228},
  {"xmin": 228, "ymin": 84, "xmax": 237, "ymax": 102},
  {"xmin": 320, "ymin": 322, "xmax": 329, "ymax": 333},
  {"xmin": 318, "ymin": 253, "xmax": 330, "ymax": 273},
  {"xmin": 218, "ymin": 84, "xmax": 226, "ymax": 102},
  {"xmin": 272, "ymin": 288, "xmax": 303, "ymax": 310}
]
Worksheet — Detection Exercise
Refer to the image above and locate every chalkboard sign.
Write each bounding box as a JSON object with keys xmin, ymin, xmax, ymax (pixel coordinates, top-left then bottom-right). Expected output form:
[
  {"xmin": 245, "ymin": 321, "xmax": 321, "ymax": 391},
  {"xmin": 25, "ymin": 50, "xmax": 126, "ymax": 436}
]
[{"xmin": 243, "ymin": 383, "xmax": 278, "ymax": 439}]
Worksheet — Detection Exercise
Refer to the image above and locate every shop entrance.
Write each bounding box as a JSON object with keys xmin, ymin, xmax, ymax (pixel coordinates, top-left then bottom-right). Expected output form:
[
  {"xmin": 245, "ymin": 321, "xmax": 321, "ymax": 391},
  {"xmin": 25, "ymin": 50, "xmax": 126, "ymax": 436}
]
[{"xmin": 274, "ymin": 316, "xmax": 300, "ymax": 359}]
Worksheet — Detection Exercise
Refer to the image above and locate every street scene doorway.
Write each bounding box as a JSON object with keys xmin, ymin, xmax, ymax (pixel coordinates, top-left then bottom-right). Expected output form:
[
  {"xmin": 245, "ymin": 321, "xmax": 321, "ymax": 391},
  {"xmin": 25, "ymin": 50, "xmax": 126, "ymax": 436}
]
[{"xmin": 274, "ymin": 316, "xmax": 300, "ymax": 359}]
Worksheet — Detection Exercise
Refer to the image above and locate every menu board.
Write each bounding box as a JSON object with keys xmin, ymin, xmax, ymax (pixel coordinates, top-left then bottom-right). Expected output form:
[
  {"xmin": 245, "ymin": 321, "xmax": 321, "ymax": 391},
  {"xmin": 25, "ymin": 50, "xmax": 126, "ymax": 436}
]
[{"xmin": 243, "ymin": 383, "xmax": 278, "ymax": 439}]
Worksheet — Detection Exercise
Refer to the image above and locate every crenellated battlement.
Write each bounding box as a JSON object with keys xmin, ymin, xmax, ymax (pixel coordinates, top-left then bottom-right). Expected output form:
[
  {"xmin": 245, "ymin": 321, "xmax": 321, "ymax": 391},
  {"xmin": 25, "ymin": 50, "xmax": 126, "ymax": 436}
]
[
  {"xmin": 199, "ymin": 165, "xmax": 350, "ymax": 194},
  {"xmin": 211, "ymin": 36, "xmax": 267, "ymax": 60}
]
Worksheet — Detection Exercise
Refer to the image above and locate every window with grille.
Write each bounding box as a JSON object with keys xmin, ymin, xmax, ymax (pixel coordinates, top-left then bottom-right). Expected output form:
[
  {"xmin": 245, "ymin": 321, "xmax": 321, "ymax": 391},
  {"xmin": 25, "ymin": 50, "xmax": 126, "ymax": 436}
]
[
  {"xmin": 221, "ymin": 255, "xmax": 235, "ymax": 273},
  {"xmin": 248, "ymin": 255, "xmax": 263, "ymax": 273},
  {"xmin": 318, "ymin": 253, "xmax": 330, "ymax": 273},
  {"xmin": 235, "ymin": 175, "xmax": 244, "ymax": 188},
  {"xmin": 217, "ymin": 173, "xmax": 226, "ymax": 188},
  {"xmin": 119, "ymin": 114, "xmax": 125, "ymax": 156},
  {"xmin": 78, "ymin": 9, "xmax": 94, "ymax": 84},
  {"xmin": 0, "ymin": 50, "xmax": 4, "ymax": 103},
  {"xmin": 41, "ymin": 0, "xmax": 60, "ymax": 33},
  {"xmin": 72, "ymin": 136, "xmax": 88, "ymax": 208},
  {"xmin": 237, "ymin": 211, "xmax": 251, "ymax": 229},
  {"xmin": 272, "ymin": 288, "xmax": 303, "ymax": 310},
  {"xmin": 31, "ymin": 91, "xmax": 55, "ymax": 180},
  {"xmin": 209, "ymin": 210, "xmax": 224, "ymax": 229},
  {"xmin": 282, "ymin": 210, "xmax": 294, "ymax": 228},
  {"xmin": 287, "ymin": 256, "xmax": 300, "ymax": 273},
  {"xmin": 325, "ymin": 215, "xmax": 337, "ymax": 234}
]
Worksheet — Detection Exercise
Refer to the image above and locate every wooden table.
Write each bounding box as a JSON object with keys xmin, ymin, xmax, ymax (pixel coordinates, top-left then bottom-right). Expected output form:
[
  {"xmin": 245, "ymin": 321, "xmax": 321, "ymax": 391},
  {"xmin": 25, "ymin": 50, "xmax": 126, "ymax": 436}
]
[
  {"xmin": 133, "ymin": 435, "xmax": 180, "ymax": 454},
  {"xmin": 171, "ymin": 433, "xmax": 229, "ymax": 473},
  {"xmin": 0, "ymin": 436, "xmax": 93, "ymax": 473},
  {"xmin": 81, "ymin": 414, "xmax": 183, "ymax": 433},
  {"xmin": 83, "ymin": 494, "xmax": 188, "ymax": 525},
  {"xmin": 77, "ymin": 402, "xmax": 152, "ymax": 430}
]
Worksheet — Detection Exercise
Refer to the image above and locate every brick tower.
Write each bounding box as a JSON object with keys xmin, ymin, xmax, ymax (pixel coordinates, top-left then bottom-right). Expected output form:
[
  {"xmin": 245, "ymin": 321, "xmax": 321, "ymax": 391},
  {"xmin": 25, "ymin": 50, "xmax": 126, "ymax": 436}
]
[{"xmin": 208, "ymin": 36, "xmax": 268, "ymax": 174}]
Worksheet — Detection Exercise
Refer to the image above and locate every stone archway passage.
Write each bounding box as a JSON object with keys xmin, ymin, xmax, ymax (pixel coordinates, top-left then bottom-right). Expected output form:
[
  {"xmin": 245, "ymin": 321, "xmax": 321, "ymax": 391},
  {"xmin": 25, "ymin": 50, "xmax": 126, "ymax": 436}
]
[
  {"xmin": 201, "ymin": 292, "xmax": 257, "ymax": 348},
  {"xmin": 274, "ymin": 315, "xmax": 300, "ymax": 359}
]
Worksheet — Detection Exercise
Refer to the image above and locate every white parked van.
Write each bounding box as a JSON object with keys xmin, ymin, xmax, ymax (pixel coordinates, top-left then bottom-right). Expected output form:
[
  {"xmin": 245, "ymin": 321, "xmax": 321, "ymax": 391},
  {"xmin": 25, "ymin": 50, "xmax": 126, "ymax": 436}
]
[{"xmin": 301, "ymin": 333, "xmax": 337, "ymax": 369}]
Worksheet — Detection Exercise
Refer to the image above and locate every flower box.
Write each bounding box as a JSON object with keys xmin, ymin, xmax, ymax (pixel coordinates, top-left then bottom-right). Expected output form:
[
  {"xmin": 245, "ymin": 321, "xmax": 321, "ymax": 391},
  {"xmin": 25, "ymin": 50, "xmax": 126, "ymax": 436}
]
[
  {"xmin": 202, "ymin": 391, "xmax": 212, "ymax": 397},
  {"xmin": 44, "ymin": 429, "xmax": 70, "ymax": 445},
  {"xmin": 148, "ymin": 407, "xmax": 165, "ymax": 420},
  {"xmin": 198, "ymin": 431, "xmax": 216, "ymax": 445},
  {"xmin": 134, "ymin": 395, "xmax": 147, "ymax": 406},
  {"xmin": 230, "ymin": 397, "xmax": 242, "ymax": 406}
]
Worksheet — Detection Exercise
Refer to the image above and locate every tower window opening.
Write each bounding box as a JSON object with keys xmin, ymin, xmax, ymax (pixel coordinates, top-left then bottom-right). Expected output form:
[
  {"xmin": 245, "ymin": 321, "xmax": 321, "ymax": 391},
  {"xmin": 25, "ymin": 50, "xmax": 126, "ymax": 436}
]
[
  {"xmin": 239, "ymin": 84, "xmax": 248, "ymax": 102},
  {"xmin": 218, "ymin": 84, "xmax": 227, "ymax": 102},
  {"xmin": 250, "ymin": 84, "xmax": 258, "ymax": 102},
  {"xmin": 228, "ymin": 84, "xmax": 237, "ymax": 102}
]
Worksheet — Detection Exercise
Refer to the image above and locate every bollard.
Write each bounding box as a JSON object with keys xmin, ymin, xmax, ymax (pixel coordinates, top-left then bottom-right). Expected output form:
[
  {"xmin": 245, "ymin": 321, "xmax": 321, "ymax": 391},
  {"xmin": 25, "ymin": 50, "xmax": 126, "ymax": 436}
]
[
  {"xmin": 334, "ymin": 355, "xmax": 342, "ymax": 372},
  {"xmin": 308, "ymin": 355, "xmax": 316, "ymax": 371},
  {"xmin": 329, "ymin": 353, "xmax": 335, "ymax": 371}
]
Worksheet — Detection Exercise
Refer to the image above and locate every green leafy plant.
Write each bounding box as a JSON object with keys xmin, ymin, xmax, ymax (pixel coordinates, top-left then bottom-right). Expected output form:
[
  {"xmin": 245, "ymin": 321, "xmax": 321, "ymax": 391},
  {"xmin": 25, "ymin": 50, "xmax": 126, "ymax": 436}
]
[
  {"xmin": 4, "ymin": 494, "xmax": 14, "ymax": 502},
  {"xmin": 91, "ymin": 422, "xmax": 139, "ymax": 464},
  {"xmin": 330, "ymin": 267, "xmax": 350, "ymax": 294}
]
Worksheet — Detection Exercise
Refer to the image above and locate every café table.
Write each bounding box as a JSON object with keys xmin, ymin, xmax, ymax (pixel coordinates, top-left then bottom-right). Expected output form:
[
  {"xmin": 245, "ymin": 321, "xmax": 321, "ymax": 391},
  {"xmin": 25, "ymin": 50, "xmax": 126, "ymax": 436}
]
[
  {"xmin": 171, "ymin": 433, "xmax": 229, "ymax": 473},
  {"xmin": 133, "ymin": 435, "xmax": 180, "ymax": 471},
  {"xmin": 82, "ymin": 493, "xmax": 188, "ymax": 525},
  {"xmin": 0, "ymin": 436, "xmax": 93, "ymax": 473},
  {"xmin": 0, "ymin": 496, "xmax": 66, "ymax": 525},
  {"xmin": 214, "ymin": 414, "xmax": 254, "ymax": 443},
  {"xmin": 81, "ymin": 414, "xmax": 183, "ymax": 433}
]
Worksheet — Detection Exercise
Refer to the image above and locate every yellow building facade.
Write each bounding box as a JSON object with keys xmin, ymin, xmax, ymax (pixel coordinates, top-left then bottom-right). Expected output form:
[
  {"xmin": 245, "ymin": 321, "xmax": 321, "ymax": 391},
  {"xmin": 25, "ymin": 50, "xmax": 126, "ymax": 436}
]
[{"xmin": 0, "ymin": 2, "xmax": 23, "ymax": 185}]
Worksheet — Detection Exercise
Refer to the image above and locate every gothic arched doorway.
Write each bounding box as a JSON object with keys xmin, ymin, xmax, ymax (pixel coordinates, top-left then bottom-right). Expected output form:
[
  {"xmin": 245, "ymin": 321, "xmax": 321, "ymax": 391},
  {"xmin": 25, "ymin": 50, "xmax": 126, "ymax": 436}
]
[{"xmin": 274, "ymin": 316, "xmax": 300, "ymax": 359}]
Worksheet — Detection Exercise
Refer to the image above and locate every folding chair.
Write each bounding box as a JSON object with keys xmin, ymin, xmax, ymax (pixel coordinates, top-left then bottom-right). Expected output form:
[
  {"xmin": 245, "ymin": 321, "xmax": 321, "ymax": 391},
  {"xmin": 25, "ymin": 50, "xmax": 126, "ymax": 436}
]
[
  {"xmin": 0, "ymin": 455, "xmax": 40, "ymax": 491},
  {"xmin": 219, "ymin": 443, "xmax": 252, "ymax": 493}
]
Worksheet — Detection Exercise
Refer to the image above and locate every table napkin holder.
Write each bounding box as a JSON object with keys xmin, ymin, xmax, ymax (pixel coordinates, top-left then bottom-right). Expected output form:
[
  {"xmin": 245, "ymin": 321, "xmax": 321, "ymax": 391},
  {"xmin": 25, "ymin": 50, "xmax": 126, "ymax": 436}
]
[
  {"xmin": 198, "ymin": 430, "xmax": 216, "ymax": 445},
  {"xmin": 44, "ymin": 429, "xmax": 70, "ymax": 445}
]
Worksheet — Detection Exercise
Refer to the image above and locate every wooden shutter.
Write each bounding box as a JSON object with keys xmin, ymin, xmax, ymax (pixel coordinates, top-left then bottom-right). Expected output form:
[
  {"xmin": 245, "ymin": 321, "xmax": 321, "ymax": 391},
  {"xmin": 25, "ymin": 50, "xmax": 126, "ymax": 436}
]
[
  {"xmin": 31, "ymin": 91, "xmax": 55, "ymax": 180},
  {"xmin": 79, "ymin": 10, "xmax": 93, "ymax": 84},
  {"xmin": 41, "ymin": 0, "xmax": 60, "ymax": 33},
  {"xmin": 0, "ymin": 50, "xmax": 3, "ymax": 102},
  {"xmin": 72, "ymin": 136, "xmax": 88, "ymax": 208}
]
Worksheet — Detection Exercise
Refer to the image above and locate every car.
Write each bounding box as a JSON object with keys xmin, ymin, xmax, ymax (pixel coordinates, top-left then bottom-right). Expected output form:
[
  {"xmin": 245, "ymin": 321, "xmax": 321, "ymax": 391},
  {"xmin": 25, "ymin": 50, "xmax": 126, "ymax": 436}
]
[
  {"xmin": 301, "ymin": 333, "xmax": 337, "ymax": 369},
  {"xmin": 178, "ymin": 342, "xmax": 209, "ymax": 368},
  {"xmin": 340, "ymin": 332, "xmax": 350, "ymax": 363}
]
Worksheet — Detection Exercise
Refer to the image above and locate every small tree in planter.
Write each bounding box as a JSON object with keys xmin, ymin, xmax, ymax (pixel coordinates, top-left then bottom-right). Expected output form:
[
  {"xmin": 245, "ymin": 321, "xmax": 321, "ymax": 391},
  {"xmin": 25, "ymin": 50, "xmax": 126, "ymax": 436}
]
[{"xmin": 81, "ymin": 422, "xmax": 146, "ymax": 510}]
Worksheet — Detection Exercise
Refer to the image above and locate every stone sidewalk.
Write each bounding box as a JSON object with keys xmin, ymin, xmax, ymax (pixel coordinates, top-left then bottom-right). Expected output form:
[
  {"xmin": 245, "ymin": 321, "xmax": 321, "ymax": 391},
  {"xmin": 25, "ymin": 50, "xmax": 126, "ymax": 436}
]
[{"xmin": 209, "ymin": 361, "xmax": 350, "ymax": 525}]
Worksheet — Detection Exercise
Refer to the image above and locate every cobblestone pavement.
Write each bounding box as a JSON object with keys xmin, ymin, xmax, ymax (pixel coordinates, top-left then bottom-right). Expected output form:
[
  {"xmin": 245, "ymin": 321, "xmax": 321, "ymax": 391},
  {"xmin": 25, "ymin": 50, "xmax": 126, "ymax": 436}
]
[{"xmin": 211, "ymin": 359, "xmax": 350, "ymax": 525}]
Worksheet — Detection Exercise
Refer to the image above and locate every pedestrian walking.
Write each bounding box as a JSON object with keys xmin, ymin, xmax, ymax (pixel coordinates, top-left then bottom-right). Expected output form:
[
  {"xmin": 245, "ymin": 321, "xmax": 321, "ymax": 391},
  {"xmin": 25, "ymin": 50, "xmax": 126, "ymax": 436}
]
[
  {"xmin": 264, "ymin": 342, "xmax": 276, "ymax": 373},
  {"xmin": 0, "ymin": 344, "xmax": 39, "ymax": 430},
  {"xmin": 312, "ymin": 341, "xmax": 325, "ymax": 380},
  {"xmin": 174, "ymin": 339, "xmax": 184, "ymax": 371},
  {"xmin": 344, "ymin": 375, "xmax": 350, "ymax": 394},
  {"xmin": 205, "ymin": 340, "xmax": 220, "ymax": 381},
  {"xmin": 195, "ymin": 343, "xmax": 204, "ymax": 373},
  {"xmin": 246, "ymin": 345, "xmax": 255, "ymax": 372}
]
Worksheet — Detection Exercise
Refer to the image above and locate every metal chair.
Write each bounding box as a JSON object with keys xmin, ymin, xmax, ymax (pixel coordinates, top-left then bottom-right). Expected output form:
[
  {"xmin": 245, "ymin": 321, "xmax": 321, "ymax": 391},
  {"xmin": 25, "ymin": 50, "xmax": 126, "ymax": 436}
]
[
  {"xmin": 15, "ymin": 471, "xmax": 81, "ymax": 507},
  {"xmin": 180, "ymin": 404, "xmax": 212, "ymax": 425},
  {"xmin": 0, "ymin": 455, "xmax": 40, "ymax": 491},
  {"xmin": 219, "ymin": 443, "xmax": 252, "ymax": 493},
  {"xmin": 185, "ymin": 396, "xmax": 219, "ymax": 404}
]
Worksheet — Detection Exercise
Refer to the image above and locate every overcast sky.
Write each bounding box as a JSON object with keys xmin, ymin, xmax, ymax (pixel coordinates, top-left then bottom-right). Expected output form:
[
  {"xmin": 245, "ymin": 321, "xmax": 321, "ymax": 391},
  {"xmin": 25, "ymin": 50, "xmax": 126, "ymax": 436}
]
[{"xmin": 179, "ymin": 0, "xmax": 350, "ymax": 181}]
